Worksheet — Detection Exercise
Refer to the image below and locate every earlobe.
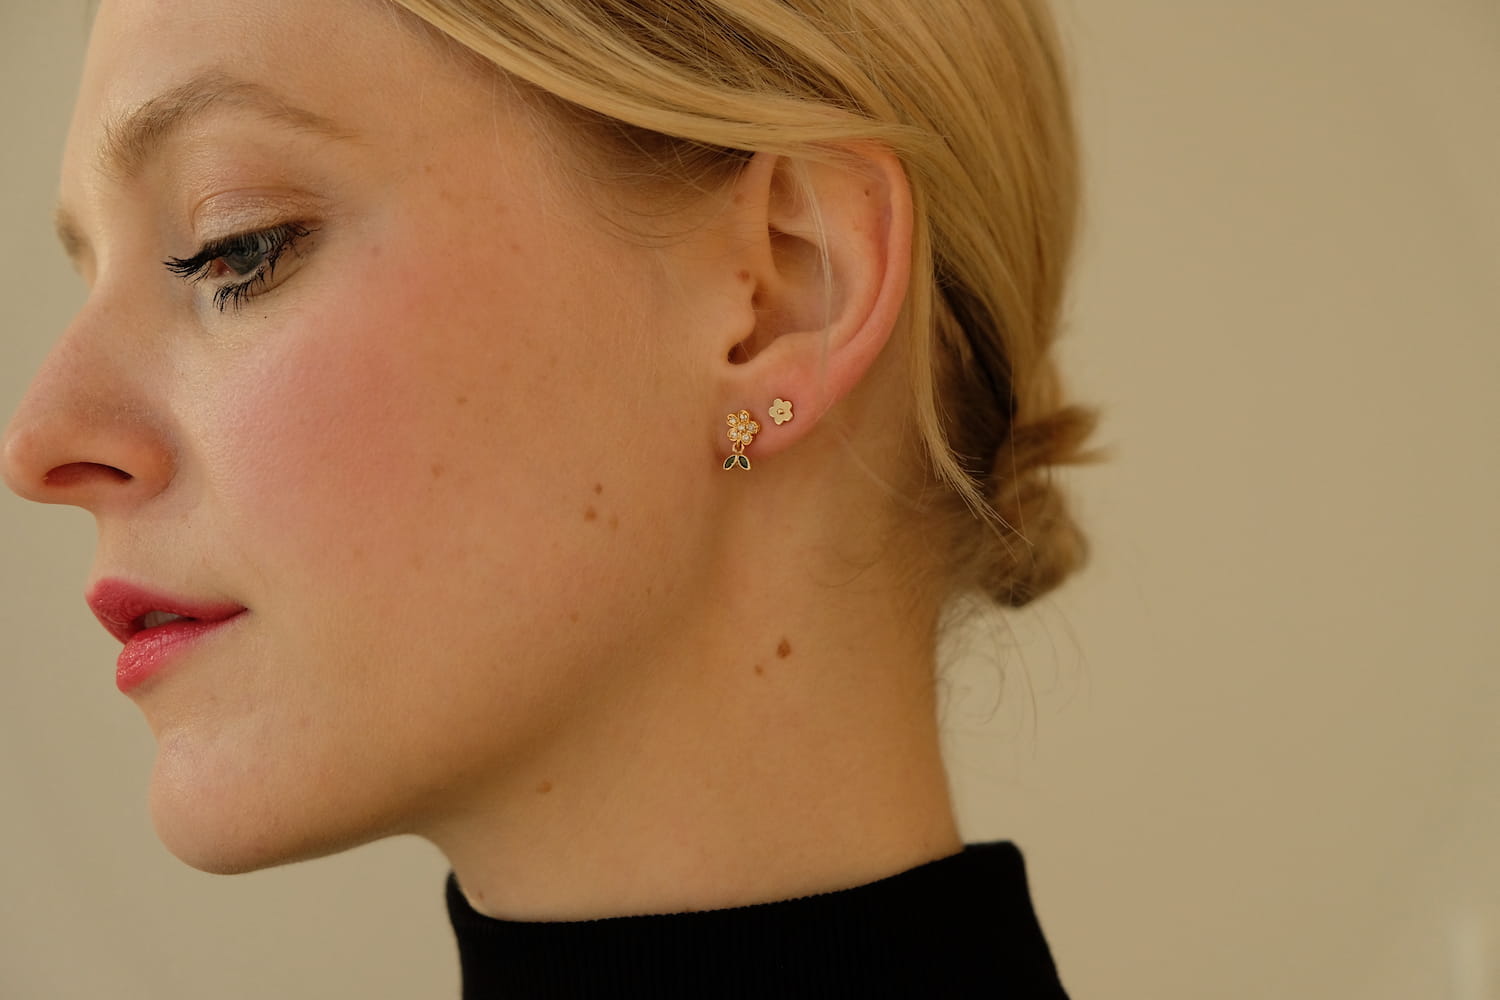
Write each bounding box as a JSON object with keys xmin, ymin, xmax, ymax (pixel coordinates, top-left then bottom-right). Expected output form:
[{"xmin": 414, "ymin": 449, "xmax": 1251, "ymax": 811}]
[{"xmin": 718, "ymin": 145, "xmax": 913, "ymax": 460}]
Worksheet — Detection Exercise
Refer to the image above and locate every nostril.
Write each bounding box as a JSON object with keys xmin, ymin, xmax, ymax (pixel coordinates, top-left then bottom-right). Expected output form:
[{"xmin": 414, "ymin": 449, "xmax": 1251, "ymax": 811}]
[
  {"xmin": 42, "ymin": 462, "xmax": 135, "ymax": 488},
  {"xmin": 2, "ymin": 412, "xmax": 173, "ymax": 507}
]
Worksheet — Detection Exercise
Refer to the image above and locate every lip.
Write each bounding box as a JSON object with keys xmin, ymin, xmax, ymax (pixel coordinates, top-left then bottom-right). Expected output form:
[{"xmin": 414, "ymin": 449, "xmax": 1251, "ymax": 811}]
[{"xmin": 86, "ymin": 579, "xmax": 247, "ymax": 694}]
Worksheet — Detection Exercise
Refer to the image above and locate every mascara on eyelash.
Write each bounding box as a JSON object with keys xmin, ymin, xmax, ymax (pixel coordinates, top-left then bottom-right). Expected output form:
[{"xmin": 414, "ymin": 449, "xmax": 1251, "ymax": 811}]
[{"xmin": 162, "ymin": 223, "xmax": 314, "ymax": 281}]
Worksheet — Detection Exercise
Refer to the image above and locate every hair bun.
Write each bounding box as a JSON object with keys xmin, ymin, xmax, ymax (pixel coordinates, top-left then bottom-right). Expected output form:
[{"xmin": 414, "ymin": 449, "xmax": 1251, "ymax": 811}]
[{"xmin": 980, "ymin": 404, "xmax": 1104, "ymax": 607}]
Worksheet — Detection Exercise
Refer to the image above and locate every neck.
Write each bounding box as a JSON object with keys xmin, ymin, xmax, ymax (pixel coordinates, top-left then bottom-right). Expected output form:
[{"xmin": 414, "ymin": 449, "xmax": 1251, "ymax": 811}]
[{"xmin": 421, "ymin": 547, "xmax": 961, "ymax": 920}]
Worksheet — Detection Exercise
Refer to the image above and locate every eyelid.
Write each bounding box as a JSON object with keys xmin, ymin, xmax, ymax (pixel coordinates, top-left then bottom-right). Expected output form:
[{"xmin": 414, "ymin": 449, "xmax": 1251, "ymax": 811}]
[{"xmin": 162, "ymin": 222, "xmax": 311, "ymax": 281}]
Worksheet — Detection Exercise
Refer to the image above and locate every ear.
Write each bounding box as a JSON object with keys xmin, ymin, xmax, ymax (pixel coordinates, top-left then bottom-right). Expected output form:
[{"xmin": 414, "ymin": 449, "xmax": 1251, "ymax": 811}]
[{"xmin": 715, "ymin": 145, "xmax": 912, "ymax": 459}]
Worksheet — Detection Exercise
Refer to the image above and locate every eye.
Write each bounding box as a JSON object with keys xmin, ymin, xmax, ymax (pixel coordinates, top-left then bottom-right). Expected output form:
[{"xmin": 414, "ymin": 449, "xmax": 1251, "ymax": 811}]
[
  {"xmin": 218, "ymin": 243, "xmax": 271, "ymax": 278},
  {"xmin": 164, "ymin": 223, "xmax": 316, "ymax": 312}
]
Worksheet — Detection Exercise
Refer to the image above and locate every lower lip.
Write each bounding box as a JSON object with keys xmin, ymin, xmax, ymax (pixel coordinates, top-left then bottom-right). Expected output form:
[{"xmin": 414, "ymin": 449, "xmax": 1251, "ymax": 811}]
[{"xmin": 115, "ymin": 614, "xmax": 245, "ymax": 694}]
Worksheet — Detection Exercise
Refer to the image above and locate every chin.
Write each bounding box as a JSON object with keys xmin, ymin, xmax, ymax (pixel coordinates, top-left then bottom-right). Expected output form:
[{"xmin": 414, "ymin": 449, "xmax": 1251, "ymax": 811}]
[{"xmin": 146, "ymin": 753, "xmax": 386, "ymax": 876}]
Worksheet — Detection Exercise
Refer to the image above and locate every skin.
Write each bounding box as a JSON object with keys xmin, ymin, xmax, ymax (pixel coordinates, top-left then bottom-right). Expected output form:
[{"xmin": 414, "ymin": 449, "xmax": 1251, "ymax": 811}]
[{"xmin": 1, "ymin": 0, "xmax": 961, "ymax": 920}]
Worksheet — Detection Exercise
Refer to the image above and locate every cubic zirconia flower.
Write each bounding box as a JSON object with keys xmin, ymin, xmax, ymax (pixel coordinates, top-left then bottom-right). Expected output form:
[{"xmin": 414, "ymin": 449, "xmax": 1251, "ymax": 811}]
[{"xmin": 726, "ymin": 409, "xmax": 760, "ymax": 446}]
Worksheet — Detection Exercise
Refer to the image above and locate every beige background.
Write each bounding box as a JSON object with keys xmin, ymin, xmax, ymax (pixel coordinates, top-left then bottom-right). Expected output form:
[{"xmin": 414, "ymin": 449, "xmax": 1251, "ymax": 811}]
[{"xmin": 3, "ymin": 1, "xmax": 1497, "ymax": 997}]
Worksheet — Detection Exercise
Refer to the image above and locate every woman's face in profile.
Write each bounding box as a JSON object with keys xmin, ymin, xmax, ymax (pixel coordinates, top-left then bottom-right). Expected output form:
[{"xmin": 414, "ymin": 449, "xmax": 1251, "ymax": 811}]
[{"xmin": 6, "ymin": 0, "xmax": 726, "ymax": 870}]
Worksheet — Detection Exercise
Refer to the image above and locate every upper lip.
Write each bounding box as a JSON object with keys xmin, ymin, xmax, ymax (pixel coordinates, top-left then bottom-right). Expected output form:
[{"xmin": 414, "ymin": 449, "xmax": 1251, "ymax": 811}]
[{"xmin": 86, "ymin": 578, "xmax": 247, "ymax": 644}]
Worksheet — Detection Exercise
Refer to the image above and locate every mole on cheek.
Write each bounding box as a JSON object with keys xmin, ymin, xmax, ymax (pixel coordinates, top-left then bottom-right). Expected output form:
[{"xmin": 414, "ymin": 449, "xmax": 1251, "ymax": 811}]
[
  {"xmin": 753, "ymin": 663, "xmax": 765, "ymax": 676},
  {"xmin": 776, "ymin": 638, "xmax": 792, "ymax": 659},
  {"xmin": 536, "ymin": 780, "xmax": 553, "ymax": 794},
  {"xmin": 584, "ymin": 506, "xmax": 598, "ymax": 522},
  {"xmin": 455, "ymin": 395, "xmax": 469, "ymax": 406},
  {"xmin": 594, "ymin": 483, "xmax": 604, "ymax": 495},
  {"xmin": 431, "ymin": 463, "xmax": 445, "ymax": 479},
  {"xmin": 609, "ymin": 514, "xmax": 619, "ymax": 530}
]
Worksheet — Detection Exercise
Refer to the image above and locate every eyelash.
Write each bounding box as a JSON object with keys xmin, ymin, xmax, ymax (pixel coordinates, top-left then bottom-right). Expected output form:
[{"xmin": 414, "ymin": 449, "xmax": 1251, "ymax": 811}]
[{"xmin": 163, "ymin": 223, "xmax": 315, "ymax": 312}]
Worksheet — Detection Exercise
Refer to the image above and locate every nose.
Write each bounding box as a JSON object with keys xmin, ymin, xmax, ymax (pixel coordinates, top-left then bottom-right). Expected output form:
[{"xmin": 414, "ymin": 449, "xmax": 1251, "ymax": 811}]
[{"xmin": 2, "ymin": 324, "xmax": 175, "ymax": 515}]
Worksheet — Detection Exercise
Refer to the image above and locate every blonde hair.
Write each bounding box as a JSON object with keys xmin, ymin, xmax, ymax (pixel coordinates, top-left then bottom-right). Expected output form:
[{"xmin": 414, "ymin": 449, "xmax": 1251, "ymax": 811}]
[{"xmin": 387, "ymin": 0, "xmax": 1104, "ymax": 608}]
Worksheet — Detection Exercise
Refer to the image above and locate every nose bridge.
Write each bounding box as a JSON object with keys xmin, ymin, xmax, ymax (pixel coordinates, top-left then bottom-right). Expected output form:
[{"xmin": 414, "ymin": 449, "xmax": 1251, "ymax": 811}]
[{"xmin": 1, "ymin": 300, "xmax": 176, "ymax": 511}]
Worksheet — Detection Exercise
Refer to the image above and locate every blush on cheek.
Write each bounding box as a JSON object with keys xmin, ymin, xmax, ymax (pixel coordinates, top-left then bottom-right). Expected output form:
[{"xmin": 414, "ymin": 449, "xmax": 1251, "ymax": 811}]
[
  {"xmin": 216, "ymin": 318, "xmax": 405, "ymax": 530},
  {"xmin": 202, "ymin": 231, "xmax": 577, "ymax": 595}
]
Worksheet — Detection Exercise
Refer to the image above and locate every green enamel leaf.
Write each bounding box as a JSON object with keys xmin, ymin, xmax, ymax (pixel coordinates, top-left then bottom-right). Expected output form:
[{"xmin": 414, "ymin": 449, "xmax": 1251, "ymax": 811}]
[
  {"xmin": 723, "ymin": 456, "xmax": 737, "ymax": 470},
  {"xmin": 737, "ymin": 455, "xmax": 752, "ymax": 470}
]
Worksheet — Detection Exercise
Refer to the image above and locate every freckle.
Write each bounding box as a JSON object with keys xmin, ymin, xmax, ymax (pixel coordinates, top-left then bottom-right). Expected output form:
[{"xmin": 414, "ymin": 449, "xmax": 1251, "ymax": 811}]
[
  {"xmin": 568, "ymin": 611, "xmax": 580, "ymax": 623},
  {"xmin": 536, "ymin": 780, "xmax": 553, "ymax": 794},
  {"xmin": 608, "ymin": 514, "xmax": 619, "ymax": 530},
  {"xmin": 430, "ymin": 463, "xmax": 445, "ymax": 479},
  {"xmin": 593, "ymin": 483, "xmax": 604, "ymax": 495},
  {"xmin": 584, "ymin": 506, "xmax": 598, "ymax": 522},
  {"xmin": 776, "ymin": 638, "xmax": 792, "ymax": 659},
  {"xmin": 737, "ymin": 269, "xmax": 751, "ymax": 282},
  {"xmin": 753, "ymin": 663, "xmax": 765, "ymax": 676},
  {"xmin": 455, "ymin": 395, "xmax": 469, "ymax": 406}
]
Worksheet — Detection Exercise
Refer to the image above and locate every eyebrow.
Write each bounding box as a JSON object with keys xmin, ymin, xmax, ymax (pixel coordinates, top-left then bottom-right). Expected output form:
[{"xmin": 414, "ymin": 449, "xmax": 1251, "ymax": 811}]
[{"xmin": 54, "ymin": 72, "xmax": 357, "ymax": 264}]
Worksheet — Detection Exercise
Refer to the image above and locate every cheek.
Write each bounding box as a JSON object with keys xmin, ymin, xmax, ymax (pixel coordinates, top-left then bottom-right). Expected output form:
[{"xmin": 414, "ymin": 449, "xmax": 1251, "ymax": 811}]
[
  {"xmin": 141, "ymin": 191, "xmax": 720, "ymax": 867},
  {"xmin": 197, "ymin": 223, "xmax": 687, "ymax": 645},
  {"xmin": 207, "ymin": 308, "xmax": 438, "ymax": 586},
  {"xmin": 146, "ymin": 237, "xmax": 648, "ymax": 852}
]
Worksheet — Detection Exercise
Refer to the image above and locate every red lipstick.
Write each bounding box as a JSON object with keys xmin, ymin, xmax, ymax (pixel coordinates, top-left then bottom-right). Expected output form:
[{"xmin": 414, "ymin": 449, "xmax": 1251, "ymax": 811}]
[{"xmin": 86, "ymin": 580, "xmax": 247, "ymax": 693}]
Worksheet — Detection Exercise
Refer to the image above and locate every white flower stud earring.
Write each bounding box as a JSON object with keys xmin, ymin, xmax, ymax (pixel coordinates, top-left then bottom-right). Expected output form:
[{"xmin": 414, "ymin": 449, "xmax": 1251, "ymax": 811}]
[{"xmin": 768, "ymin": 398, "xmax": 794, "ymax": 425}]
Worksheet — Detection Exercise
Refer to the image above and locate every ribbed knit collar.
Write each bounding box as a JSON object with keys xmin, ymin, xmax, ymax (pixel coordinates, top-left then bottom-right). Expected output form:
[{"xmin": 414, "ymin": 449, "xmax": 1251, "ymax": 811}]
[{"xmin": 446, "ymin": 841, "xmax": 1069, "ymax": 998}]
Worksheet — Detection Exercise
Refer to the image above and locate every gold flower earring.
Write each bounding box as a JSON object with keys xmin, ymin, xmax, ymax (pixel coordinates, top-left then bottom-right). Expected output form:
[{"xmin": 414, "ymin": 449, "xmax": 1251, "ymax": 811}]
[
  {"xmin": 721, "ymin": 399, "xmax": 792, "ymax": 471},
  {"xmin": 723, "ymin": 409, "xmax": 760, "ymax": 471}
]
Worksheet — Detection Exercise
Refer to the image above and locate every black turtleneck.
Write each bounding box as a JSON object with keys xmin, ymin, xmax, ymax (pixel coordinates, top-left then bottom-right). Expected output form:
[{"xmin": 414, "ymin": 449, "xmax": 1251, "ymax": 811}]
[{"xmin": 445, "ymin": 841, "xmax": 1070, "ymax": 998}]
